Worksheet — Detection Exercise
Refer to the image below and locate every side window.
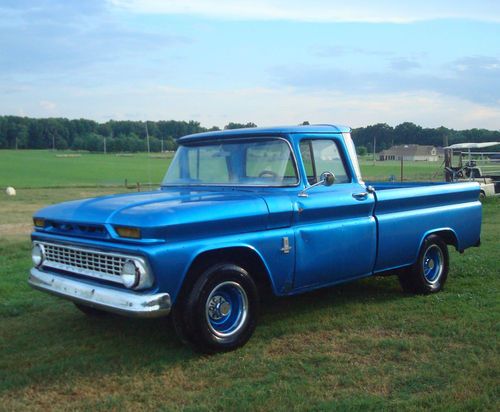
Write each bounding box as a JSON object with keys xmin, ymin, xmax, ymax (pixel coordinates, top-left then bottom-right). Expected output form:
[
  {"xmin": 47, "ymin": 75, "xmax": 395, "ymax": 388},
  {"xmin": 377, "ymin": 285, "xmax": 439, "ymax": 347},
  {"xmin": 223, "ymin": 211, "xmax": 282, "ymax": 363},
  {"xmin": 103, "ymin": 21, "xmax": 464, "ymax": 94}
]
[
  {"xmin": 299, "ymin": 139, "xmax": 350, "ymax": 184},
  {"xmin": 299, "ymin": 141, "xmax": 314, "ymax": 183},
  {"xmin": 246, "ymin": 140, "xmax": 298, "ymax": 185}
]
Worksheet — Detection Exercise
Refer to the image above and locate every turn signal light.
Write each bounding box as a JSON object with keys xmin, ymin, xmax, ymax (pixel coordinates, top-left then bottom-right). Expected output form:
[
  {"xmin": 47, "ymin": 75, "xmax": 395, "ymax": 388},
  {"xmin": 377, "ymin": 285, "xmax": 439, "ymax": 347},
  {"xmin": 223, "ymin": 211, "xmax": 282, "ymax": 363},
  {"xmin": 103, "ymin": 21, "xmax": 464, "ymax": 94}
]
[
  {"xmin": 33, "ymin": 218, "xmax": 45, "ymax": 228},
  {"xmin": 115, "ymin": 226, "xmax": 141, "ymax": 239}
]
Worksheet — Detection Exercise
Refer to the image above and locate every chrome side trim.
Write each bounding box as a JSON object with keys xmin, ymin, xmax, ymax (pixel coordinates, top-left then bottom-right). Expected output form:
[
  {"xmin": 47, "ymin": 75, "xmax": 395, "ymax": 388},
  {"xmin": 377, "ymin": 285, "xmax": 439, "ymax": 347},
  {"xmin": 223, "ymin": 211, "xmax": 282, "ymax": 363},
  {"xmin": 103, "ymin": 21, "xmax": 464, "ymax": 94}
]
[{"xmin": 28, "ymin": 268, "xmax": 171, "ymax": 318}]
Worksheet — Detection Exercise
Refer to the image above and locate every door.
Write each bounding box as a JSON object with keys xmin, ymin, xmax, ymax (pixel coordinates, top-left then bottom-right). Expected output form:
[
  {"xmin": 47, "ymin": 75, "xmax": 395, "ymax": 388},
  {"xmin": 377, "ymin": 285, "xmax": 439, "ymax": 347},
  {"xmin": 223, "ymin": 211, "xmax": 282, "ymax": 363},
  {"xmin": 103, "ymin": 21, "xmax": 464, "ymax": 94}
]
[{"xmin": 293, "ymin": 138, "xmax": 377, "ymax": 290}]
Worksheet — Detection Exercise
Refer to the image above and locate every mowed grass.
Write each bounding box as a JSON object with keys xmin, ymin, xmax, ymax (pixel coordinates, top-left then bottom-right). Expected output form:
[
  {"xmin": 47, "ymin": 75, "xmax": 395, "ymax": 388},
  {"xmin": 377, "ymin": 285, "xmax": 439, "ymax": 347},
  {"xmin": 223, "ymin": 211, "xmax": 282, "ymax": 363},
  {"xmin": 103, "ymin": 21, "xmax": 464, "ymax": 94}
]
[
  {"xmin": 0, "ymin": 150, "xmax": 171, "ymax": 188},
  {"xmin": 0, "ymin": 188, "xmax": 498, "ymax": 411},
  {"xmin": 0, "ymin": 150, "xmax": 443, "ymax": 189},
  {"xmin": 359, "ymin": 158, "xmax": 444, "ymax": 181}
]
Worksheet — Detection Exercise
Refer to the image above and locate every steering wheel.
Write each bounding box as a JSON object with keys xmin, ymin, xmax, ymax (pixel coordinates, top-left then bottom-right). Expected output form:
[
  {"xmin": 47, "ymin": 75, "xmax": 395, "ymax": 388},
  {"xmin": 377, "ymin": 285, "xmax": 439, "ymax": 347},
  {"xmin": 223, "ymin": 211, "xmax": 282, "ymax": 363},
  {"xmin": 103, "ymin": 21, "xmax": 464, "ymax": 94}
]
[{"xmin": 258, "ymin": 170, "xmax": 278, "ymax": 178}]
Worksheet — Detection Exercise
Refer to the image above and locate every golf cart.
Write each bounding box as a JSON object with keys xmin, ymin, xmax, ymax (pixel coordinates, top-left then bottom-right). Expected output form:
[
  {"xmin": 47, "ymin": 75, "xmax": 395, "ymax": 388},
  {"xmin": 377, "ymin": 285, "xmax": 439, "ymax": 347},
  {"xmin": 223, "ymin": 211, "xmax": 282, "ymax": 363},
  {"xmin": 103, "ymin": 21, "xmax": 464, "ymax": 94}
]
[{"xmin": 444, "ymin": 142, "xmax": 500, "ymax": 198}]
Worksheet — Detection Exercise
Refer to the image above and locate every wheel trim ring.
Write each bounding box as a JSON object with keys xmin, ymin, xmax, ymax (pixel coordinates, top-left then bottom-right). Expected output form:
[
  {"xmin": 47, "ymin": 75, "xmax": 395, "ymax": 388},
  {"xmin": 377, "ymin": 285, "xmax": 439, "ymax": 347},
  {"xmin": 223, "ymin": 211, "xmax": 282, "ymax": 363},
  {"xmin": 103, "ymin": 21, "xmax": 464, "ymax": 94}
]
[
  {"xmin": 423, "ymin": 244, "xmax": 444, "ymax": 284},
  {"xmin": 205, "ymin": 281, "xmax": 249, "ymax": 338}
]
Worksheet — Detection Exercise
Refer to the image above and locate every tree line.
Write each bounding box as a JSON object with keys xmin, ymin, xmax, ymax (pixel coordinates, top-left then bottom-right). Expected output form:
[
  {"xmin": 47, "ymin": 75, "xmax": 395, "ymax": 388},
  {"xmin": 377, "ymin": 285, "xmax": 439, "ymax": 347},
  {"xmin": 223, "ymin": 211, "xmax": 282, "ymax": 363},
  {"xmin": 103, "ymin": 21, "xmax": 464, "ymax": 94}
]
[
  {"xmin": 0, "ymin": 116, "xmax": 498, "ymax": 153},
  {"xmin": 351, "ymin": 122, "xmax": 500, "ymax": 155}
]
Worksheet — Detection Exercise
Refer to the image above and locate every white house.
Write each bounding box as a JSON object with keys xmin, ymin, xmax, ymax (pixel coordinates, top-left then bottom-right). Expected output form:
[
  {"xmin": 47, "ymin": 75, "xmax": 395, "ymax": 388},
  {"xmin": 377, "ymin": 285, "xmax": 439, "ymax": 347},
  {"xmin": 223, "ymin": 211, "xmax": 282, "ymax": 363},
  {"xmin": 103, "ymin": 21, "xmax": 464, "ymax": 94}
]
[{"xmin": 379, "ymin": 145, "xmax": 441, "ymax": 161}]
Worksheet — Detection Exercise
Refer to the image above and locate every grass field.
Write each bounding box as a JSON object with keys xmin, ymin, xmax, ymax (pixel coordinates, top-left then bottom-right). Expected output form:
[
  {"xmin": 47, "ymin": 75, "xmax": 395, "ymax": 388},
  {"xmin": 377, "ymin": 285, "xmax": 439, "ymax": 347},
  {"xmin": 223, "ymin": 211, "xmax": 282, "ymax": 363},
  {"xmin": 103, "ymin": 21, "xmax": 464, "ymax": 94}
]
[
  {"xmin": 0, "ymin": 184, "xmax": 498, "ymax": 410},
  {"xmin": 0, "ymin": 150, "xmax": 497, "ymax": 409},
  {"xmin": 0, "ymin": 150, "xmax": 172, "ymax": 188},
  {"xmin": 359, "ymin": 158, "xmax": 444, "ymax": 181},
  {"xmin": 0, "ymin": 150, "xmax": 445, "ymax": 188}
]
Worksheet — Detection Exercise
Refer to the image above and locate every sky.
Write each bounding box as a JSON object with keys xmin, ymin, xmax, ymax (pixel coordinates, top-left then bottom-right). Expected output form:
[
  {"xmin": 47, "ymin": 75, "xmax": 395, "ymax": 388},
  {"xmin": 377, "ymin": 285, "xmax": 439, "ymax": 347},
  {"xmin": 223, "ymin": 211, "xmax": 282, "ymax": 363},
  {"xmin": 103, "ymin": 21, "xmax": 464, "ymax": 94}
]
[{"xmin": 1, "ymin": 0, "xmax": 500, "ymax": 129}]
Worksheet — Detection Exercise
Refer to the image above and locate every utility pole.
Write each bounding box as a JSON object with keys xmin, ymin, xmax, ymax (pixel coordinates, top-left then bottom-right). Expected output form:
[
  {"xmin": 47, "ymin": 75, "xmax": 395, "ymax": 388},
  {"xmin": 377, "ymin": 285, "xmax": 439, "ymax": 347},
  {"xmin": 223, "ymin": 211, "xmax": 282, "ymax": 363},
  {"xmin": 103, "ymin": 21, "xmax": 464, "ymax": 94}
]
[
  {"xmin": 161, "ymin": 138, "xmax": 164, "ymax": 153},
  {"xmin": 52, "ymin": 134, "xmax": 55, "ymax": 151},
  {"xmin": 145, "ymin": 122, "xmax": 150, "ymax": 154},
  {"xmin": 104, "ymin": 137, "xmax": 107, "ymax": 154},
  {"xmin": 373, "ymin": 134, "xmax": 377, "ymax": 165},
  {"xmin": 400, "ymin": 156, "xmax": 404, "ymax": 182}
]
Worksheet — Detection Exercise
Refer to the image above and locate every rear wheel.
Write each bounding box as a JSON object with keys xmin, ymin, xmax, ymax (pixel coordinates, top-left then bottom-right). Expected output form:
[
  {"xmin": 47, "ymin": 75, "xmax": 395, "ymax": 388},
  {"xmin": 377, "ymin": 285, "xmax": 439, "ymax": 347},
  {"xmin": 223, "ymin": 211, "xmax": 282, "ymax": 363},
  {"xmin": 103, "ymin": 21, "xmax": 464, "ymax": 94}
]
[
  {"xmin": 398, "ymin": 234, "xmax": 449, "ymax": 294},
  {"xmin": 172, "ymin": 263, "xmax": 259, "ymax": 353}
]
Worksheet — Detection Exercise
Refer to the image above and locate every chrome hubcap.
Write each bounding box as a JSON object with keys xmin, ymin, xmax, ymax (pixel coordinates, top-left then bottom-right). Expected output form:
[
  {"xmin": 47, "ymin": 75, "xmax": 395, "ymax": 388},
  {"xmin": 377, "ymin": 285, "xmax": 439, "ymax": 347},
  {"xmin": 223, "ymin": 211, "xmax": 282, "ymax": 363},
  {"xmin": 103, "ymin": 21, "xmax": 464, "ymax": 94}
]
[
  {"xmin": 205, "ymin": 281, "xmax": 248, "ymax": 338},
  {"xmin": 207, "ymin": 295, "xmax": 231, "ymax": 320},
  {"xmin": 423, "ymin": 244, "xmax": 443, "ymax": 284}
]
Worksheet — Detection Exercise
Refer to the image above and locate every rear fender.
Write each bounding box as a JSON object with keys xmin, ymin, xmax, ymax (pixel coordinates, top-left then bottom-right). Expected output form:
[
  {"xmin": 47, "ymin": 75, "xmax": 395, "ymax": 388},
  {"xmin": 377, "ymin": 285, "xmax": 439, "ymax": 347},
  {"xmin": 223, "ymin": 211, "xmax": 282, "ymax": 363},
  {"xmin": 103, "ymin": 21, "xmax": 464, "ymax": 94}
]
[{"xmin": 414, "ymin": 228, "xmax": 459, "ymax": 264}]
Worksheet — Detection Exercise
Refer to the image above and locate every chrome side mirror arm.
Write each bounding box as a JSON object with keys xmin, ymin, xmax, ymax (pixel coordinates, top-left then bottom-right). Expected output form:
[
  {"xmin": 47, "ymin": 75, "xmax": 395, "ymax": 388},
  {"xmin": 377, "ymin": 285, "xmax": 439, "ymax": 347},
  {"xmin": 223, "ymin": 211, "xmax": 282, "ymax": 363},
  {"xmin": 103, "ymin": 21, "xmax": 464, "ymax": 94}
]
[{"xmin": 298, "ymin": 172, "xmax": 335, "ymax": 197}]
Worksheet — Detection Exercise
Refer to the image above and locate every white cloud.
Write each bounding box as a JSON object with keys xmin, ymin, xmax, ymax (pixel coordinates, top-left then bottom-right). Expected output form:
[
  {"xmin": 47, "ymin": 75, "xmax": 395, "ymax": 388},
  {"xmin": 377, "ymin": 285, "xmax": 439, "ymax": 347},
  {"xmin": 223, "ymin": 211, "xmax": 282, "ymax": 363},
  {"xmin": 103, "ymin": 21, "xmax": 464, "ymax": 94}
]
[
  {"xmin": 7, "ymin": 85, "xmax": 499, "ymax": 129},
  {"xmin": 270, "ymin": 56, "xmax": 500, "ymax": 106},
  {"xmin": 39, "ymin": 100, "xmax": 56, "ymax": 111},
  {"xmin": 108, "ymin": 0, "xmax": 500, "ymax": 23},
  {"xmin": 84, "ymin": 85, "xmax": 500, "ymax": 129}
]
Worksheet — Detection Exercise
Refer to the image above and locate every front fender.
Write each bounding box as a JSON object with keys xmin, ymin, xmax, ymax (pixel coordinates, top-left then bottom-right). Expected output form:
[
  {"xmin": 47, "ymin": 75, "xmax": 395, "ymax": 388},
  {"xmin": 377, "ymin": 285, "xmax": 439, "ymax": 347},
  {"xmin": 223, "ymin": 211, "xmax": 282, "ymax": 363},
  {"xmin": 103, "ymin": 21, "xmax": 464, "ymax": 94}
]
[{"xmin": 151, "ymin": 228, "xmax": 296, "ymax": 303}]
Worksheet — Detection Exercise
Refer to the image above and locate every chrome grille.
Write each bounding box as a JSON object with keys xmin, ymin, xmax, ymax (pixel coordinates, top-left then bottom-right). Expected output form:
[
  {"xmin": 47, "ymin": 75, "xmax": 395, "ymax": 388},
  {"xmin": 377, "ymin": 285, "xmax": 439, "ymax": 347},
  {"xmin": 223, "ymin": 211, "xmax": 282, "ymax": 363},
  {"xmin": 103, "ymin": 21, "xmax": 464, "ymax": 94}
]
[{"xmin": 39, "ymin": 242, "xmax": 128, "ymax": 284}]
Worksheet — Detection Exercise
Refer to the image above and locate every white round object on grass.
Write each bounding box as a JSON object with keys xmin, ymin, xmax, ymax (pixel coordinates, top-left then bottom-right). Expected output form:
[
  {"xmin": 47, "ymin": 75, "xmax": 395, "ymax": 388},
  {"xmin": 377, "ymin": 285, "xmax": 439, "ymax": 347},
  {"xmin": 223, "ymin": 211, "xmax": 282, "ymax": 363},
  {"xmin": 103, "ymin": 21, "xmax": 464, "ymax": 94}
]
[{"xmin": 5, "ymin": 186, "xmax": 16, "ymax": 196}]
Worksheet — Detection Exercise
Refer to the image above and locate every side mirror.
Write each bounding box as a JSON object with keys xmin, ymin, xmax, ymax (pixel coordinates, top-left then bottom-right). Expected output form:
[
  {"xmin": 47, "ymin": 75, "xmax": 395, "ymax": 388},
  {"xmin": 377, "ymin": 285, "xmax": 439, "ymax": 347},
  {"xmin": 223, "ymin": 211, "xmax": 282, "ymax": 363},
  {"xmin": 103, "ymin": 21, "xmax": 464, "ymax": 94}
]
[
  {"xmin": 298, "ymin": 171, "xmax": 336, "ymax": 197},
  {"xmin": 320, "ymin": 171, "xmax": 335, "ymax": 186}
]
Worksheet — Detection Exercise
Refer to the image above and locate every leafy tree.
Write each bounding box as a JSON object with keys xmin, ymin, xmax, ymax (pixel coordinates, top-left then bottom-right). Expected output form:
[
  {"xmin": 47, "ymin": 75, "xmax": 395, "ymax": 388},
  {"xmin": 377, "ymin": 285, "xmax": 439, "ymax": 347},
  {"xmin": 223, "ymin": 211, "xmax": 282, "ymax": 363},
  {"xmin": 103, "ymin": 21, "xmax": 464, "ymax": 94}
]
[
  {"xmin": 356, "ymin": 146, "xmax": 368, "ymax": 156},
  {"xmin": 0, "ymin": 115, "xmax": 498, "ymax": 153},
  {"xmin": 224, "ymin": 122, "xmax": 257, "ymax": 130}
]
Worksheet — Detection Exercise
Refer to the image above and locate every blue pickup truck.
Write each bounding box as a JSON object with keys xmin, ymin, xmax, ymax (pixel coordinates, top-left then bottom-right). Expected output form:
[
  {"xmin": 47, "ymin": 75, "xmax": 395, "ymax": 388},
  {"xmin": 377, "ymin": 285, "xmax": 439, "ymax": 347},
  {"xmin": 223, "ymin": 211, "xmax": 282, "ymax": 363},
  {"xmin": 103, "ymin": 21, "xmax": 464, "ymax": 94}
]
[{"xmin": 29, "ymin": 125, "xmax": 482, "ymax": 352}]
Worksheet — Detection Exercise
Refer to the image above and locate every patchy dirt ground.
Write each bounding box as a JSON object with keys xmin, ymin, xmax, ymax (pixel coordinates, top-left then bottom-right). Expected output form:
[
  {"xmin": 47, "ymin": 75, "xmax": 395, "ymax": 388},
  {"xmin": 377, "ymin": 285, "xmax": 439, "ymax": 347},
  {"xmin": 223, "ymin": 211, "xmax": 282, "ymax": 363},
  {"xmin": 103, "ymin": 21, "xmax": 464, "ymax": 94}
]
[
  {"xmin": 0, "ymin": 223, "xmax": 32, "ymax": 237},
  {"xmin": 0, "ymin": 187, "xmax": 128, "ymax": 240}
]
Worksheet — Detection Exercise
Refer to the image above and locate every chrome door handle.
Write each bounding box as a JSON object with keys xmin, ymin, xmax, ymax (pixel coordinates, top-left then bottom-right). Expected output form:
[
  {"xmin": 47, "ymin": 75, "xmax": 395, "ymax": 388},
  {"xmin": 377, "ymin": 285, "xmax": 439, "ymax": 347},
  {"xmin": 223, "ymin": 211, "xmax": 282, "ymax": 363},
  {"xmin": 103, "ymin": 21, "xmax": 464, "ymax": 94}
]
[{"xmin": 352, "ymin": 192, "xmax": 368, "ymax": 200}]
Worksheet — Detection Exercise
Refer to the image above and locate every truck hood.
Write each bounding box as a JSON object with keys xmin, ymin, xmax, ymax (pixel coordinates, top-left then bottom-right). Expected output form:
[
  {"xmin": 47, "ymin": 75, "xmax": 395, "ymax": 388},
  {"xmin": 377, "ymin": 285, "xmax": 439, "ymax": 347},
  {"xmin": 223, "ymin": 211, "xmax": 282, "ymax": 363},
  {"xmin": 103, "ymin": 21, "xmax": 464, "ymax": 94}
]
[{"xmin": 34, "ymin": 189, "xmax": 275, "ymax": 241}]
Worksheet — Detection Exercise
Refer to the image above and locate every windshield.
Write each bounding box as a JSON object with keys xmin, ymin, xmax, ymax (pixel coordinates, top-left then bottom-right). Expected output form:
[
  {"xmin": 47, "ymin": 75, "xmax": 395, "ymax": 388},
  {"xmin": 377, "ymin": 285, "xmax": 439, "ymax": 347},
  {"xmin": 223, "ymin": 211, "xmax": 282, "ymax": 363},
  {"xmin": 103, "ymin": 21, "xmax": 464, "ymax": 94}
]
[{"xmin": 162, "ymin": 138, "xmax": 298, "ymax": 186}]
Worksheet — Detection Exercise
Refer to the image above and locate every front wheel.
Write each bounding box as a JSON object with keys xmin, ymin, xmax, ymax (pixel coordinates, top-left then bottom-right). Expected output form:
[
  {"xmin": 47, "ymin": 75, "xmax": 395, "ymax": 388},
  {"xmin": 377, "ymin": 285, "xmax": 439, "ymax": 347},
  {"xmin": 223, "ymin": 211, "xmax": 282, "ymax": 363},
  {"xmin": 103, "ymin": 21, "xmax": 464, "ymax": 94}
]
[
  {"xmin": 172, "ymin": 263, "xmax": 259, "ymax": 353},
  {"xmin": 398, "ymin": 234, "xmax": 449, "ymax": 294}
]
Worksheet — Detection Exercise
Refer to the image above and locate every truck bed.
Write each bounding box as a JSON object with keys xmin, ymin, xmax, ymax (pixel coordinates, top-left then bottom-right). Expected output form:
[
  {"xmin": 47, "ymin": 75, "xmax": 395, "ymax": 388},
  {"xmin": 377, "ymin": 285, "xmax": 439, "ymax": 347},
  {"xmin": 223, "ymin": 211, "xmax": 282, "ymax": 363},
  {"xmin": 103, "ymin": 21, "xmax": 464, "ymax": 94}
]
[{"xmin": 367, "ymin": 181, "xmax": 481, "ymax": 273}]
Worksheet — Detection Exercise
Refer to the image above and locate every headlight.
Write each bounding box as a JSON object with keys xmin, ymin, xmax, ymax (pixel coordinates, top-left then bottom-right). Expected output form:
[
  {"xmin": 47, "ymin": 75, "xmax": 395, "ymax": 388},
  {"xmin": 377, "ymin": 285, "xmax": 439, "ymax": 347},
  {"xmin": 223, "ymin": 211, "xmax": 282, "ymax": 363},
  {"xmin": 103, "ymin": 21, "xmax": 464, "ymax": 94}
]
[
  {"xmin": 120, "ymin": 259, "xmax": 151, "ymax": 289},
  {"xmin": 32, "ymin": 243, "xmax": 45, "ymax": 267}
]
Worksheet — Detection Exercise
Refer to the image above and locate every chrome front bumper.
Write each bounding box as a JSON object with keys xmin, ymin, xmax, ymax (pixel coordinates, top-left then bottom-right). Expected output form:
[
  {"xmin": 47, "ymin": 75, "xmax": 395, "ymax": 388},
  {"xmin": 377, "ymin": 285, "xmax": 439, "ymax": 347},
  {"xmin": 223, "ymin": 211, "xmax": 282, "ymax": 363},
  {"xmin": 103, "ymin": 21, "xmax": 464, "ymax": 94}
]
[{"xmin": 28, "ymin": 268, "xmax": 171, "ymax": 318}]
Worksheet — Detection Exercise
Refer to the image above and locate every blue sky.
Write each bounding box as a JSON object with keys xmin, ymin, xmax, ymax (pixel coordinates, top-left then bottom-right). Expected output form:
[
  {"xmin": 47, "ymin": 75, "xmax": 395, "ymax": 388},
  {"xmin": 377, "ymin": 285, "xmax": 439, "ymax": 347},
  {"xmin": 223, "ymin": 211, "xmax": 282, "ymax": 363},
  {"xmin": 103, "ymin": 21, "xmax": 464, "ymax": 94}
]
[{"xmin": 1, "ymin": 0, "xmax": 500, "ymax": 129}]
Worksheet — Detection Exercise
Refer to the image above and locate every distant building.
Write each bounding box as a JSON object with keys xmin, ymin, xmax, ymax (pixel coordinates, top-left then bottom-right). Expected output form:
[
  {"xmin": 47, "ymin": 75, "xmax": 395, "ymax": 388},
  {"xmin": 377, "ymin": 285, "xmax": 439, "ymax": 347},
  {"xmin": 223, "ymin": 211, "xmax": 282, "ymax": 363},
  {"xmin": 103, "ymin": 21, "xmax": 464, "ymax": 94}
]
[{"xmin": 379, "ymin": 145, "xmax": 442, "ymax": 161}]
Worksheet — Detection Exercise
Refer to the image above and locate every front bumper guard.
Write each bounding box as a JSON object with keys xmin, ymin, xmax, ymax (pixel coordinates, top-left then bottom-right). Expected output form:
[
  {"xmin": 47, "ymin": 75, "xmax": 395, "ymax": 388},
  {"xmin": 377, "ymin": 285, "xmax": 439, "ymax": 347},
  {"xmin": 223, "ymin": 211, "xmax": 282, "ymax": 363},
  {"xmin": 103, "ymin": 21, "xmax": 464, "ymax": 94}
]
[{"xmin": 29, "ymin": 268, "xmax": 171, "ymax": 318}]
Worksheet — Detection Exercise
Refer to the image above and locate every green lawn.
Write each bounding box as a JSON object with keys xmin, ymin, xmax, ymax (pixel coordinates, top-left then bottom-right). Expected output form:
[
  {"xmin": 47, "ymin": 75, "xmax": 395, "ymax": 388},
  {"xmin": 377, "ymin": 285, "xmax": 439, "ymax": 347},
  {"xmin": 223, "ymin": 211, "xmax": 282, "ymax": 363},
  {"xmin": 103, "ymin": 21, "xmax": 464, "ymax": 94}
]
[
  {"xmin": 0, "ymin": 150, "xmax": 171, "ymax": 188},
  {"xmin": 0, "ymin": 189, "xmax": 498, "ymax": 410},
  {"xmin": 0, "ymin": 150, "xmax": 444, "ymax": 189},
  {"xmin": 359, "ymin": 158, "xmax": 444, "ymax": 181}
]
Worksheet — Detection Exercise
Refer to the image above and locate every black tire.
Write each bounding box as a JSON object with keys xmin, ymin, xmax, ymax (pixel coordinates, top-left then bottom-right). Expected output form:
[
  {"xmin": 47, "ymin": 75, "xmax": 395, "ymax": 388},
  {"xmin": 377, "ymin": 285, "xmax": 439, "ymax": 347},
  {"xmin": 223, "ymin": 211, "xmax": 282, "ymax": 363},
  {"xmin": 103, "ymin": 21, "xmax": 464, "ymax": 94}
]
[
  {"xmin": 73, "ymin": 302, "xmax": 108, "ymax": 317},
  {"xmin": 398, "ymin": 234, "xmax": 449, "ymax": 294},
  {"xmin": 172, "ymin": 263, "xmax": 259, "ymax": 353}
]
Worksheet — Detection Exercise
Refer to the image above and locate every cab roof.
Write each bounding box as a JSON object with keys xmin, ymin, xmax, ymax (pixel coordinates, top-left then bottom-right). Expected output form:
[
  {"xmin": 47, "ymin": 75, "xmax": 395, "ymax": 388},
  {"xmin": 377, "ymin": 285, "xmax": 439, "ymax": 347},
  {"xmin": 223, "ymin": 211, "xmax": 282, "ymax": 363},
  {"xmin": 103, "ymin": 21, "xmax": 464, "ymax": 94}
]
[{"xmin": 178, "ymin": 124, "xmax": 351, "ymax": 143}]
